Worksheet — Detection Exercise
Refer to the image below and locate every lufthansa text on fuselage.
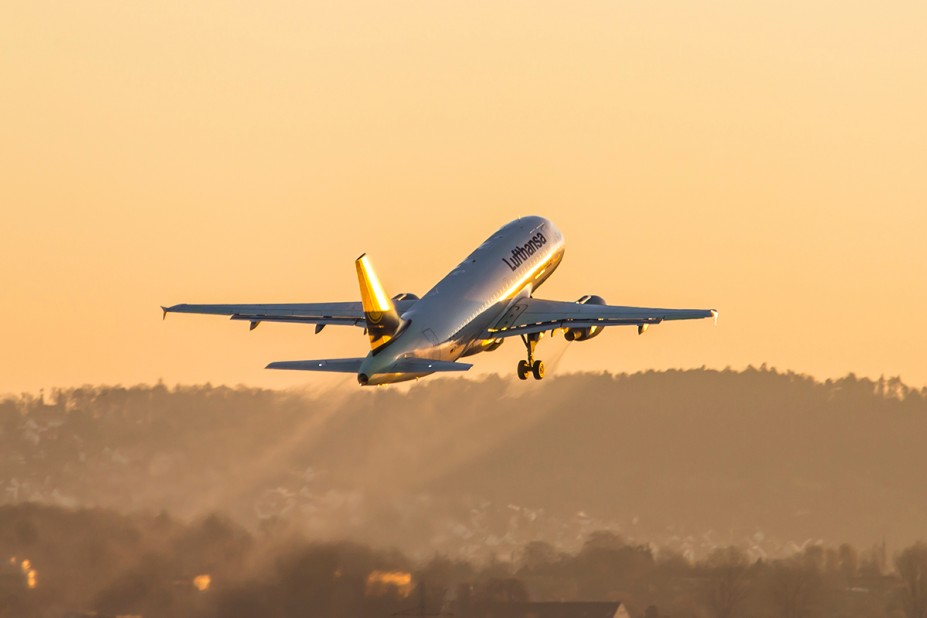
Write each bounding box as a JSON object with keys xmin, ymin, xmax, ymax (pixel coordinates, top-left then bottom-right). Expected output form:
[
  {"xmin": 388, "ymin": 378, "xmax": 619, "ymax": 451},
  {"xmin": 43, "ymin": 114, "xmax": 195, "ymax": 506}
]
[{"xmin": 502, "ymin": 232, "xmax": 547, "ymax": 271}]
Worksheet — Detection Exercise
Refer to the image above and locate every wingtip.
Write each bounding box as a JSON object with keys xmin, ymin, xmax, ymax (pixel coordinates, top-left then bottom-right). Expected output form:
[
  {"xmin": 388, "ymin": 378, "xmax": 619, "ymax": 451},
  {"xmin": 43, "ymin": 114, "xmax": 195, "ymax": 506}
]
[
  {"xmin": 355, "ymin": 252, "xmax": 367, "ymax": 262},
  {"xmin": 161, "ymin": 306, "xmax": 168, "ymax": 320}
]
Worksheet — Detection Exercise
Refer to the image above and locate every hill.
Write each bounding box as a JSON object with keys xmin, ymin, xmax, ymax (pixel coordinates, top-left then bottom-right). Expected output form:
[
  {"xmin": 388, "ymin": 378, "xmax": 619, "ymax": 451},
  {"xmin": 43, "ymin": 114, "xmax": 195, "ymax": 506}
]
[{"xmin": 2, "ymin": 368, "xmax": 925, "ymax": 559}]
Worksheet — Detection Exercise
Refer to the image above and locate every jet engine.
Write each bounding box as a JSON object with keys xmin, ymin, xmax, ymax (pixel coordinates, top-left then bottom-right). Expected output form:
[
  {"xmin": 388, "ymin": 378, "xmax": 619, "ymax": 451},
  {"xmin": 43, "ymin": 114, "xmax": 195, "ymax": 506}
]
[{"xmin": 564, "ymin": 295, "xmax": 606, "ymax": 341}]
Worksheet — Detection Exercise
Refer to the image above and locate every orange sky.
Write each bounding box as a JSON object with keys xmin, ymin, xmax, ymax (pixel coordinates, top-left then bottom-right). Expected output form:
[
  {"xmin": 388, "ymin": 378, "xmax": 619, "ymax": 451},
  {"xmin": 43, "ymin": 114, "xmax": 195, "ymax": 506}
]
[{"xmin": 2, "ymin": 1, "xmax": 925, "ymax": 394}]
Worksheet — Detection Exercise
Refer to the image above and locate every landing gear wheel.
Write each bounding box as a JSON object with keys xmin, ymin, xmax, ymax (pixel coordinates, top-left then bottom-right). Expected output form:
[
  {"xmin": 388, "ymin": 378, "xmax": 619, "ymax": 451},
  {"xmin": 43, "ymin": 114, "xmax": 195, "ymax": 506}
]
[
  {"xmin": 531, "ymin": 360, "xmax": 545, "ymax": 380},
  {"xmin": 517, "ymin": 332, "xmax": 546, "ymax": 381}
]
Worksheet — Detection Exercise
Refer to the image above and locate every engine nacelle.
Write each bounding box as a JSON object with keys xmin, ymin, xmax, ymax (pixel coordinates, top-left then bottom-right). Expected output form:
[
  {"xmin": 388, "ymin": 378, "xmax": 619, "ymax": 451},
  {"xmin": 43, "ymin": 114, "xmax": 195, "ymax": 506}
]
[{"xmin": 564, "ymin": 295, "xmax": 606, "ymax": 342}]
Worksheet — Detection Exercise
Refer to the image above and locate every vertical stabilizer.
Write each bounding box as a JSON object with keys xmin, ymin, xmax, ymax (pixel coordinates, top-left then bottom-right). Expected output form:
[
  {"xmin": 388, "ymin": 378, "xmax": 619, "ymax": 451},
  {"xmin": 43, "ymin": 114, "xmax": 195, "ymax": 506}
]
[{"xmin": 355, "ymin": 254, "xmax": 403, "ymax": 351}]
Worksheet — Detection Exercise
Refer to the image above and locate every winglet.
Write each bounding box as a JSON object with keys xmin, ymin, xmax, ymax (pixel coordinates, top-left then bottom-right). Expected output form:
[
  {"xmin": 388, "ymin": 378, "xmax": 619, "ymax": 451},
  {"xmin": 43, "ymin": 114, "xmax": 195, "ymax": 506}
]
[
  {"xmin": 161, "ymin": 306, "xmax": 168, "ymax": 320},
  {"xmin": 711, "ymin": 309, "xmax": 719, "ymax": 326},
  {"xmin": 355, "ymin": 254, "xmax": 403, "ymax": 351}
]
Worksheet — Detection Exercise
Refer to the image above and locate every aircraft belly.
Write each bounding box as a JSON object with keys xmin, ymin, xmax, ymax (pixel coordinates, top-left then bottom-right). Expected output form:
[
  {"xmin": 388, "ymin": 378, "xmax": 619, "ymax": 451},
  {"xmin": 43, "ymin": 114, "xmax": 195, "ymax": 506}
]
[{"xmin": 364, "ymin": 372, "xmax": 430, "ymax": 385}]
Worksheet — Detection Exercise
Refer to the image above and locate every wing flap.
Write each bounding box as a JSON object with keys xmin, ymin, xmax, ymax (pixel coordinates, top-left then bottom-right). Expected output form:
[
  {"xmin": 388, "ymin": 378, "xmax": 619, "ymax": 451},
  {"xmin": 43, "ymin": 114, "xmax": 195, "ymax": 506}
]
[{"xmin": 229, "ymin": 315, "xmax": 367, "ymax": 327}]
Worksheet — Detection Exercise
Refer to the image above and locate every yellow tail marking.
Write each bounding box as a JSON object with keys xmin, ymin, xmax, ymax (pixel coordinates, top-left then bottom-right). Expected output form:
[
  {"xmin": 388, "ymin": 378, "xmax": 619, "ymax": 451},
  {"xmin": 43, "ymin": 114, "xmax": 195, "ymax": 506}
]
[{"xmin": 355, "ymin": 254, "xmax": 401, "ymax": 350}]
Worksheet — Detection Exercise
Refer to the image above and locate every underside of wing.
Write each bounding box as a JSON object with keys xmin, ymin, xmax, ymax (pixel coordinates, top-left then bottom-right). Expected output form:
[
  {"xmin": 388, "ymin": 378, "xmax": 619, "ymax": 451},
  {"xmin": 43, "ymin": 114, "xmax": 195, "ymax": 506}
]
[
  {"xmin": 264, "ymin": 357, "xmax": 471, "ymax": 374},
  {"xmin": 487, "ymin": 298, "xmax": 717, "ymax": 338},
  {"xmin": 162, "ymin": 298, "xmax": 418, "ymax": 329}
]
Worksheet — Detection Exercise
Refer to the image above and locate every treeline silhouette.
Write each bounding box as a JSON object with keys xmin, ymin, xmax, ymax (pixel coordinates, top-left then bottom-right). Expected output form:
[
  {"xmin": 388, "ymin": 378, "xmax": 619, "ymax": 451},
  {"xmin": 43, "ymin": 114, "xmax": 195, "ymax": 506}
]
[
  {"xmin": 2, "ymin": 368, "xmax": 927, "ymax": 560},
  {"xmin": 2, "ymin": 504, "xmax": 926, "ymax": 618}
]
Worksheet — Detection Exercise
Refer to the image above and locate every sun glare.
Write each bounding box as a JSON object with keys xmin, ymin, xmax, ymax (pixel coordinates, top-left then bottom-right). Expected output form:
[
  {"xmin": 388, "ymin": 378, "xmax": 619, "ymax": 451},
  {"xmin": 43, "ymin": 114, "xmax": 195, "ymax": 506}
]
[
  {"xmin": 365, "ymin": 570, "xmax": 413, "ymax": 597},
  {"xmin": 193, "ymin": 574, "xmax": 212, "ymax": 591}
]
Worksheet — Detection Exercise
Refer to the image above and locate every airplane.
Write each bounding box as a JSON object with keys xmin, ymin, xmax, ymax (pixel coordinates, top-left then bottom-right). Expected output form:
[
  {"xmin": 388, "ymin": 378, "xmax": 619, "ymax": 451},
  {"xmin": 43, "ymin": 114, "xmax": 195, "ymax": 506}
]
[{"xmin": 162, "ymin": 216, "xmax": 717, "ymax": 385}]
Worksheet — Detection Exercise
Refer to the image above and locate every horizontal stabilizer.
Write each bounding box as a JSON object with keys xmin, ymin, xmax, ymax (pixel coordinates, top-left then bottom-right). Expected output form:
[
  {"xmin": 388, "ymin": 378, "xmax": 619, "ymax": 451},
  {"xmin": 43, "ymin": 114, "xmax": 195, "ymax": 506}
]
[
  {"xmin": 390, "ymin": 358, "xmax": 473, "ymax": 373},
  {"xmin": 265, "ymin": 358, "xmax": 365, "ymax": 373}
]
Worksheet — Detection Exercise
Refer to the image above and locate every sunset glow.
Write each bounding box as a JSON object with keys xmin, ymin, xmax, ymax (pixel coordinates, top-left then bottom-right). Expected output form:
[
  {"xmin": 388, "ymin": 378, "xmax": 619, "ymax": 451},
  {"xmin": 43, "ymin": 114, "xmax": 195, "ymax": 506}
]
[
  {"xmin": 1, "ymin": 1, "xmax": 925, "ymax": 392},
  {"xmin": 365, "ymin": 570, "xmax": 413, "ymax": 597},
  {"xmin": 193, "ymin": 574, "xmax": 211, "ymax": 591},
  {"xmin": 21, "ymin": 559, "xmax": 37, "ymax": 589}
]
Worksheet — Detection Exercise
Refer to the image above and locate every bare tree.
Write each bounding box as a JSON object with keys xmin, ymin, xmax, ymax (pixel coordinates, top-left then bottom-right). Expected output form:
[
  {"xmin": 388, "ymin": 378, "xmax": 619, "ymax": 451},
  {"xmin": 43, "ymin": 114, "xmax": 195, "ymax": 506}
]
[
  {"xmin": 704, "ymin": 546, "xmax": 749, "ymax": 618},
  {"xmin": 896, "ymin": 542, "xmax": 927, "ymax": 618},
  {"xmin": 769, "ymin": 563, "xmax": 821, "ymax": 618},
  {"xmin": 837, "ymin": 544, "xmax": 859, "ymax": 582},
  {"xmin": 519, "ymin": 540, "xmax": 560, "ymax": 572},
  {"xmin": 474, "ymin": 578, "xmax": 529, "ymax": 604}
]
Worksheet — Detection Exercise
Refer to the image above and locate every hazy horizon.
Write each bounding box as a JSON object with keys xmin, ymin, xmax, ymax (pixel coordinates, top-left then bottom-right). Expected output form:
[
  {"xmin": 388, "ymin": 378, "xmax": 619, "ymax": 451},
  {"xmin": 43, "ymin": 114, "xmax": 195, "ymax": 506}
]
[
  {"xmin": 4, "ymin": 501, "xmax": 916, "ymax": 618},
  {"xmin": 6, "ymin": 365, "xmax": 927, "ymax": 614},
  {"xmin": 3, "ymin": 363, "xmax": 923, "ymax": 400},
  {"xmin": 5, "ymin": 367, "xmax": 926, "ymax": 556}
]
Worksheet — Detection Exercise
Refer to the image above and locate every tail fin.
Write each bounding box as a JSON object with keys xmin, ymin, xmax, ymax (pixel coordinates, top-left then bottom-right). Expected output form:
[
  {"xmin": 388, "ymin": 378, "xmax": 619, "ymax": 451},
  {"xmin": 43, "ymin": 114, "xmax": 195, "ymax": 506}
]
[{"xmin": 355, "ymin": 254, "xmax": 403, "ymax": 351}]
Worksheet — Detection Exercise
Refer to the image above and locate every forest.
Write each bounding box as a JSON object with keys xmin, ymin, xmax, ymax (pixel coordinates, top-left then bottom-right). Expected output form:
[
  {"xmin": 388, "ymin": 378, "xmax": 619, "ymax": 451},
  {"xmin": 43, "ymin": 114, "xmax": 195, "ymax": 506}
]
[
  {"xmin": 1, "ymin": 503, "xmax": 926, "ymax": 617},
  {"xmin": 2, "ymin": 368, "xmax": 926, "ymax": 616}
]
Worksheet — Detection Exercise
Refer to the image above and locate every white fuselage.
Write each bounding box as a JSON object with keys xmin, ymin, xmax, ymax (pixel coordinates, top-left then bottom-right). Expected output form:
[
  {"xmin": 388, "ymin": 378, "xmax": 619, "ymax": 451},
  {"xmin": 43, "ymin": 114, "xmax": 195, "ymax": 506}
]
[{"xmin": 358, "ymin": 216, "xmax": 565, "ymax": 384}]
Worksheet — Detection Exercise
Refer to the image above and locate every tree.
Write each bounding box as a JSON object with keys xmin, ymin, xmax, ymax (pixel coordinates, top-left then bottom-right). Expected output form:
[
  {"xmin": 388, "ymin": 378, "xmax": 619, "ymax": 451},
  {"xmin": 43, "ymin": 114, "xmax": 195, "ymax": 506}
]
[
  {"xmin": 801, "ymin": 545, "xmax": 825, "ymax": 573},
  {"xmin": 895, "ymin": 542, "xmax": 927, "ymax": 618},
  {"xmin": 573, "ymin": 533, "xmax": 654, "ymax": 599},
  {"xmin": 704, "ymin": 547, "xmax": 749, "ymax": 618},
  {"xmin": 769, "ymin": 563, "xmax": 821, "ymax": 618},
  {"xmin": 519, "ymin": 541, "xmax": 560, "ymax": 572},
  {"xmin": 837, "ymin": 544, "xmax": 858, "ymax": 581},
  {"xmin": 475, "ymin": 578, "xmax": 529, "ymax": 604}
]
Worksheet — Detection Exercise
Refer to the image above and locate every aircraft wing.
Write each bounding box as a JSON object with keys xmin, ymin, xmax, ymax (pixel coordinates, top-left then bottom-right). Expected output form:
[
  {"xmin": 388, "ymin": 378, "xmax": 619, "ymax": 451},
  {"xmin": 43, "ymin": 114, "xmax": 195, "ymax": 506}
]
[
  {"xmin": 265, "ymin": 357, "xmax": 472, "ymax": 373},
  {"xmin": 486, "ymin": 297, "xmax": 717, "ymax": 338},
  {"xmin": 161, "ymin": 299, "xmax": 418, "ymax": 329}
]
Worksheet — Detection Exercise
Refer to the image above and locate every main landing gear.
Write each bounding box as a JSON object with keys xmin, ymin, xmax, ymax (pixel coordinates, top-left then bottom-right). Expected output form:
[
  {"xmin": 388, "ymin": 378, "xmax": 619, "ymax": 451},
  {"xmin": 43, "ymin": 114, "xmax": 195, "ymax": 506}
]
[{"xmin": 516, "ymin": 332, "xmax": 545, "ymax": 380}]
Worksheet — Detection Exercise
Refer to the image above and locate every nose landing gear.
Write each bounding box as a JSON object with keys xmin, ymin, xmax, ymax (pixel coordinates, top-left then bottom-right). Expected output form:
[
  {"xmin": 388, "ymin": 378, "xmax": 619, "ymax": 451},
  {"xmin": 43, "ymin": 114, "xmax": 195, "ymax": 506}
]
[{"xmin": 517, "ymin": 333, "xmax": 545, "ymax": 380}]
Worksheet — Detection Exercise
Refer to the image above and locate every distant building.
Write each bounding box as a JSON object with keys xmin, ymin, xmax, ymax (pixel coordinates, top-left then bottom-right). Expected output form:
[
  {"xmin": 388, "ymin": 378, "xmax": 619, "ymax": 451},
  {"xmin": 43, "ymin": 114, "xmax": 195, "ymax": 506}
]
[{"xmin": 0, "ymin": 559, "xmax": 30, "ymax": 592}]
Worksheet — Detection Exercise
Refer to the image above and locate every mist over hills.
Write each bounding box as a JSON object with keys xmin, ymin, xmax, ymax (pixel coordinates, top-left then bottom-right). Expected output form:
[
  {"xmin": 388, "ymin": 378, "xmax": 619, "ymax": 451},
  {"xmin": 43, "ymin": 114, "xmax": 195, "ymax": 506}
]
[
  {"xmin": 2, "ymin": 368, "xmax": 926, "ymax": 561},
  {"xmin": 5, "ymin": 503, "xmax": 918, "ymax": 618}
]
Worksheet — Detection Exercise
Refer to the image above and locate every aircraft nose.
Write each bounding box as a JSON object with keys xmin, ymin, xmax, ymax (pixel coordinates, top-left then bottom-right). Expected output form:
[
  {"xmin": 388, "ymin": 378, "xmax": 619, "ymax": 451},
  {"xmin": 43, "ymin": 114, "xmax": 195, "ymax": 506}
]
[{"xmin": 357, "ymin": 373, "xmax": 369, "ymax": 386}]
